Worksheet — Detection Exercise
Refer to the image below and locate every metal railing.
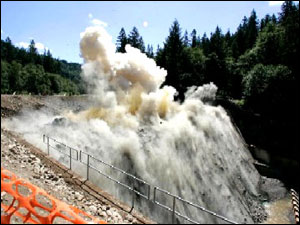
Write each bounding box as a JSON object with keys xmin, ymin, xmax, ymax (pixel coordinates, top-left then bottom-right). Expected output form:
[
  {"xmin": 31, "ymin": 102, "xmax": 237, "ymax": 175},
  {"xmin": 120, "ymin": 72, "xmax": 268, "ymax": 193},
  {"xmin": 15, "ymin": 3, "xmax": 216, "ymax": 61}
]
[
  {"xmin": 153, "ymin": 187, "xmax": 238, "ymax": 224},
  {"xmin": 43, "ymin": 134, "xmax": 239, "ymax": 224}
]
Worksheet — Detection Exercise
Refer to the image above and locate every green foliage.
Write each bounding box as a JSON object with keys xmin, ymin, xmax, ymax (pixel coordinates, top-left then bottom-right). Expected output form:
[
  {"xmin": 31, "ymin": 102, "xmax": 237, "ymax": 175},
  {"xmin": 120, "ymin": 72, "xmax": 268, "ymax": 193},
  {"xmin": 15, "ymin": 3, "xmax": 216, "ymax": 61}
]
[
  {"xmin": 1, "ymin": 60, "xmax": 10, "ymax": 93},
  {"xmin": 158, "ymin": 19, "xmax": 186, "ymax": 99},
  {"xmin": 255, "ymin": 23, "xmax": 285, "ymax": 65},
  {"xmin": 1, "ymin": 0, "xmax": 298, "ymax": 106},
  {"xmin": 209, "ymin": 26, "xmax": 226, "ymax": 60},
  {"xmin": 190, "ymin": 29, "xmax": 197, "ymax": 48},
  {"xmin": 2, "ymin": 37, "xmax": 16, "ymax": 63},
  {"xmin": 243, "ymin": 64, "xmax": 285, "ymax": 98},
  {"xmin": 246, "ymin": 10, "xmax": 259, "ymax": 50},
  {"xmin": 28, "ymin": 40, "xmax": 38, "ymax": 64},
  {"xmin": 232, "ymin": 99, "xmax": 245, "ymax": 107},
  {"xmin": 116, "ymin": 28, "xmax": 127, "ymax": 53},
  {"xmin": 23, "ymin": 64, "xmax": 48, "ymax": 94},
  {"xmin": 200, "ymin": 33, "xmax": 210, "ymax": 56},
  {"xmin": 146, "ymin": 44, "xmax": 154, "ymax": 58},
  {"xmin": 152, "ymin": 1, "xmax": 298, "ymax": 116},
  {"xmin": 242, "ymin": 64, "xmax": 292, "ymax": 113},
  {"xmin": 127, "ymin": 27, "xmax": 145, "ymax": 52},
  {"xmin": 116, "ymin": 27, "xmax": 146, "ymax": 53},
  {"xmin": 179, "ymin": 47, "xmax": 206, "ymax": 88},
  {"xmin": 10, "ymin": 61, "xmax": 23, "ymax": 92},
  {"xmin": 183, "ymin": 30, "xmax": 189, "ymax": 47},
  {"xmin": 1, "ymin": 38, "xmax": 83, "ymax": 95}
]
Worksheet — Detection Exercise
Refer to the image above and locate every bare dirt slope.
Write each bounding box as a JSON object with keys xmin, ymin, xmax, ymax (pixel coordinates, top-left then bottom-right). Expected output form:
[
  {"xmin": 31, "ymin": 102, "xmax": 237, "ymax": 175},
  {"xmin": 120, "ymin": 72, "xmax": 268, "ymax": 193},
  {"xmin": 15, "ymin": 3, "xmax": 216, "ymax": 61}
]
[
  {"xmin": 1, "ymin": 95, "xmax": 45, "ymax": 118},
  {"xmin": 1, "ymin": 95, "xmax": 154, "ymax": 224}
]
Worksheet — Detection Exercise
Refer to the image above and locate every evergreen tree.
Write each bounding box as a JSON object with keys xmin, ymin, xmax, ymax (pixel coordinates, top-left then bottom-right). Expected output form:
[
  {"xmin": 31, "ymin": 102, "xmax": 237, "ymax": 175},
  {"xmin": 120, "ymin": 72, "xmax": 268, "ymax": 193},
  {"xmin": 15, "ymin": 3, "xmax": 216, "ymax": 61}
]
[
  {"xmin": 1, "ymin": 37, "xmax": 82, "ymax": 95},
  {"xmin": 146, "ymin": 44, "xmax": 154, "ymax": 58},
  {"xmin": 3, "ymin": 37, "xmax": 15, "ymax": 63},
  {"xmin": 163, "ymin": 19, "xmax": 184, "ymax": 95},
  {"xmin": 279, "ymin": 1, "xmax": 297, "ymax": 24},
  {"xmin": 138, "ymin": 36, "xmax": 145, "ymax": 52},
  {"xmin": 201, "ymin": 32, "xmax": 210, "ymax": 56},
  {"xmin": 1, "ymin": 60, "xmax": 11, "ymax": 93},
  {"xmin": 191, "ymin": 29, "xmax": 197, "ymax": 48},
  {"xmin": 183, "ymin": 30, "xmax": 189, "ymax": 47},
  {"xmin": 28, "ymin": 40, "xmax": 38, "ymax": 64},
  {"xmin": 231, "ymin": 16, "xmax": 248, "ymax": 58},
  {"xmin": 224, "ymin": 30, "xmax": 233, "ymax": 56},
  {"xmin": 279, "ymin": 1, "xmax": 299, "ymax": 78},
  {"xmin": 271, "ymin": 14, "xmax": 277, "ymax": 24},
  {"xmin": 209, "ymin": 26, "xmax": 226, "ymax": 60},
  {"xmin": 116, "ymin": 28, "xmax": 127, "ymax": 53},
  {"xmin": 10, "ymin": 61, "xmax": 23, "ymax": 92},
  {"xmin": 16, "ymin": 47, "xmax": 30, "ymax": 65},
  {"xmin": 260, "ymin": 14, "xmax": 271, "ymax": 31},
  {"xmin": 43, "ymin": 50, "xmax": 55, "ymax": 73},
  {"xmin": 128, "ymin": 27, "xmax": 145, "ymax": 52},
  {"xmin": 155, "ymin": 44, "xmax": 166, "ymax": 68},
  {"xmin": 246, "ymin": 10, "xmax": 259, "ymax": 49}
]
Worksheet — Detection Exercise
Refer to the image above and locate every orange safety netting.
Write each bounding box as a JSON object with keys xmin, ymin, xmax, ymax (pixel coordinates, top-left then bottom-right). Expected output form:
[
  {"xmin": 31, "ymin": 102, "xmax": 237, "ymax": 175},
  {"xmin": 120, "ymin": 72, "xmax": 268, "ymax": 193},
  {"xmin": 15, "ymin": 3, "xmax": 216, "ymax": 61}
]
[{"xmin": 1, "ymin": 168, "xmax": 106, "ymax": 224}]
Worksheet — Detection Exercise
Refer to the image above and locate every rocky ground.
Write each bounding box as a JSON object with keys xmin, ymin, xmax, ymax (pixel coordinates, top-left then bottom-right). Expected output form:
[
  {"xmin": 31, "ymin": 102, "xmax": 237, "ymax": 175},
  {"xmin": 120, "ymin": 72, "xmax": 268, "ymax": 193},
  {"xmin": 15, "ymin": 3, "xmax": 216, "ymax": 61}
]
[
  {"xmin": 1, "ymin": 95, "xmax": 154, "ymax": 224},
  {"xmin": 1, "ymin": 127, "xmax": 140, "ymax": 224},
  {"xmin": 1, "ymin": 94, "xmax": 92, "ymax": 118}
]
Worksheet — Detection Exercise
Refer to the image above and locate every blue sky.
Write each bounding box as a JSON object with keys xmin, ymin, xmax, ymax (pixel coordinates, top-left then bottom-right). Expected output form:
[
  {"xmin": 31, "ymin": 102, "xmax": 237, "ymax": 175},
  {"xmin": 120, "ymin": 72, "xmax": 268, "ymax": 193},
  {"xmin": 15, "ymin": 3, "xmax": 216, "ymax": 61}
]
[{"xmin": 1, "ymin": 1, "xmax": 287, "ymax": 63}]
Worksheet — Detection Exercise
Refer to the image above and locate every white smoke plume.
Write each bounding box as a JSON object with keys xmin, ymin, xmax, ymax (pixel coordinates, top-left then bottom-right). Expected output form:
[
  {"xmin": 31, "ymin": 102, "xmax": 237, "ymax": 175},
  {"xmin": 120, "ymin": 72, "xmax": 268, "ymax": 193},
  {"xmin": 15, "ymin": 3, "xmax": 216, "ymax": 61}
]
[
  {"xmin": 3, "ymin": 26, "xmax": 266, "ymax": 224},
  {"xmin": 185, "ymin": 82, "xmax": 218, "ymax": 101},
  {"xmin": 79, "ymin": 26, "xmax": 167, "ymax": 93}
]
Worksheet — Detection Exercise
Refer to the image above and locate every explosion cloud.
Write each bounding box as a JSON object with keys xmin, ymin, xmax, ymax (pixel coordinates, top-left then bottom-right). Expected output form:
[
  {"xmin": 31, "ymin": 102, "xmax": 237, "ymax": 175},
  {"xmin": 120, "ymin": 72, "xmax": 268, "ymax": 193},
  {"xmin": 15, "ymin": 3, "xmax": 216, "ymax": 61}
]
[{"xmin": 4, "ymin": 25, "xmax": 268, "ymax": 224}]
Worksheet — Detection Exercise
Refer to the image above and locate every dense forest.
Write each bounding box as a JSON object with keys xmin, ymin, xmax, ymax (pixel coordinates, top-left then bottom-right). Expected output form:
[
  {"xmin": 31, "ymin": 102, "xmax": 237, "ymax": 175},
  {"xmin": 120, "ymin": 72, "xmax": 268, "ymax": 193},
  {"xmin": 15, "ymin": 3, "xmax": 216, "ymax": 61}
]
[
  {"xmin": 115, "ymin": 2, "xmax": 298, "ymax": 110},
  {"xmin": 1, "ymin": 2, "xmax": 298, "ymax": 181},
  {"xmin": 1, "ymin": 39, "xmax": 84, "ymax": 95}
]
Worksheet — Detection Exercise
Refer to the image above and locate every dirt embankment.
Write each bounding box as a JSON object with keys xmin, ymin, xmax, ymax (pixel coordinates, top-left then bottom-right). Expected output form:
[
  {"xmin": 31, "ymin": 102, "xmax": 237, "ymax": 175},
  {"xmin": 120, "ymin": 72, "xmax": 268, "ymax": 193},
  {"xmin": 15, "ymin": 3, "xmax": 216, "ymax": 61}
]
[
  {"xmin": 1, "ymin": 94, "xmax": 92, "ymax": 118},
  {"xmin": 1, "ymin": 95, "xmax": 45, "ymax": 118},
  {"xmin": 1, "ymin": 95, "xmax": 155, "ymax": 224}
]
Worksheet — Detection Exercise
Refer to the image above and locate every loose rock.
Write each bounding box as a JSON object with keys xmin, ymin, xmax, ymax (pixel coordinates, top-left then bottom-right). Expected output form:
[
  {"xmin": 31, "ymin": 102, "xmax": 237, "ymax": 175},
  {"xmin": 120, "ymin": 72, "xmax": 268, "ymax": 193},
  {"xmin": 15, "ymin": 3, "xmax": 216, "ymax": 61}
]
[{"xmin": 89, "ymin": 205, "xmax": 98, "ymax": 214}]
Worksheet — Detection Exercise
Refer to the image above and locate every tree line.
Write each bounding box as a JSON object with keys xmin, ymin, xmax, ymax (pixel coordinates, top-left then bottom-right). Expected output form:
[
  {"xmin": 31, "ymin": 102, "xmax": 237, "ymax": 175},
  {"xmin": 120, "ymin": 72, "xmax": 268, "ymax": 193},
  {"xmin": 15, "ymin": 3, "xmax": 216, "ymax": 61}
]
[
  {"xmin": 116, "ymin": 26, "xmax": 154, "ymax": 58},
  {"xmin": 116, "ymin": 2, "xmax": 298, "ymax": 115},
  {"xmin": 1, "ymin": 1, "xmax": 298, "ymax": 119},
  {"xmin": 1, "ymin": 39, "xmax": 84, "ymax": 95}
]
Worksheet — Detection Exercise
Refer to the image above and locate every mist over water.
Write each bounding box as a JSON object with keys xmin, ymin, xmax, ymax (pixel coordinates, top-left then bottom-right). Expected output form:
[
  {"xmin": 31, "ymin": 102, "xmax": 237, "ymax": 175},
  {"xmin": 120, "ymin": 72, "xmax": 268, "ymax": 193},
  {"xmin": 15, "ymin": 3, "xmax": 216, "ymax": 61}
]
[{"xmin": 3, "ymin": 26, "xmax": 267, "ymax": 223}]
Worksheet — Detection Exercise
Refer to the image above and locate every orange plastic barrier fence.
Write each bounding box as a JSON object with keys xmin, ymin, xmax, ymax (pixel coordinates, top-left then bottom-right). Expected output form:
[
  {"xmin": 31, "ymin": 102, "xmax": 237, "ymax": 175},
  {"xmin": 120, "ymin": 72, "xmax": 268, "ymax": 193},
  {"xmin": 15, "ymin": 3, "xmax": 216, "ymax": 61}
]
[{"xmin": 1, "ymin": 168, "xmax": 106, "ymax": 224}]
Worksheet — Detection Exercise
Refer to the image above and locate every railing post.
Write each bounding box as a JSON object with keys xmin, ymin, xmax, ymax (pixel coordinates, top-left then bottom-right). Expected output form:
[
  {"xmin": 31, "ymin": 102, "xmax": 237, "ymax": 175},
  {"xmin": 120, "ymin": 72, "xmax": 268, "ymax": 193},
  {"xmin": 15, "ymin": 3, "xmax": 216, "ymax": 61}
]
[
  {"xmin": 147, "ymin": 185, "xmax": 151, "ymax": 200},
  {"xmin": 172, "ymin": 196, "xmax": 176, "ymax": 224},
  {"xmin": 153, "ymin": 187, "xmax": 157, "ymax": 202},
  {"xmin": 69, "ymin": 147, "xmax": 72, "ymax": 169},
  {"xmin": 130, "ymin": 182, "xmax": 135, "ymax": 213},
  {"xmin": 87, "ymin": 154, "xmax": 90, "ymax": 180},
  {"xmin": 47, "ymin": 136, "xmax": 50, "ymax": 155}
]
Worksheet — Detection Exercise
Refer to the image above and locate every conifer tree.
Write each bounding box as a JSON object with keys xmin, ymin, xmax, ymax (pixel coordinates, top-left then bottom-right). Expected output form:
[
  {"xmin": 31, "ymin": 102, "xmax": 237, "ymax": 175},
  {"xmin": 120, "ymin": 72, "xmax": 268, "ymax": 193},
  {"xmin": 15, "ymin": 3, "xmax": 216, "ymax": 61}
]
[
  {"xmin": 128, "ymin": 27, "xmax": 145, "ymax": 52},
  {"xmin": 116, "ymin": 28, "xmax": 127, "ymax": 53},
  {"xmin": 191, "ymin": 29, "xmax": 197, "ymax": 48}
]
